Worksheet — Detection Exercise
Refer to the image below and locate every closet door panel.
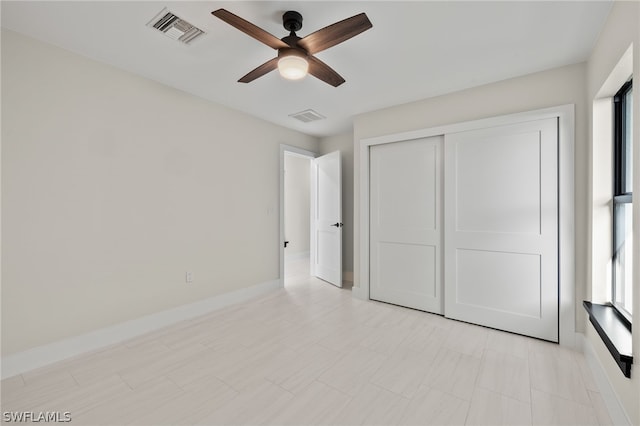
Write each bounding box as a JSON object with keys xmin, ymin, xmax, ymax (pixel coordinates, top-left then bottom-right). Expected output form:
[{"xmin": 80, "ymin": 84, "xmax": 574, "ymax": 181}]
[
  {"xmin": 444, "ymin": 118, "xmax": 558, "ymax": 341},
  {"xmin": 370, "ymin": 136, "xmax": 443, "ymax": 314}
]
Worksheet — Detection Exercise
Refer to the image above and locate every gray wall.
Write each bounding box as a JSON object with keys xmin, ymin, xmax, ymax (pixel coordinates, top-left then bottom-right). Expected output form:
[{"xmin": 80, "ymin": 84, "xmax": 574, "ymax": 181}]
[
  {"xmin": 585, "ymin": 2, "xmax": 639, "ymax": 423},
  {"xmin": 1, "ymin": 30, "xmax": 319, "ymax": 355}
]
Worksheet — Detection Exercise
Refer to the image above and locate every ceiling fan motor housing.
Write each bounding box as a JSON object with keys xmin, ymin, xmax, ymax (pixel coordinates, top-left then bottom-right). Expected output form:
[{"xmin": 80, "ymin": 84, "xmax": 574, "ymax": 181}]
[
  {"xmin": 278, "ymin": 47, "xmax": 306, "ymax": 59},
  {"xmin": 283, "ymin": 11, "xmax": 303, "ymax": 32}
]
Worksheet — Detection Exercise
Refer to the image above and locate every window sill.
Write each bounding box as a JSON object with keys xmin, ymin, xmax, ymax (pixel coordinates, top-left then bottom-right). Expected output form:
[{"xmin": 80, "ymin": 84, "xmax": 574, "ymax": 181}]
[{"xmin": 583, "ymin": 301, "xmax": 633, "ymax": 378}]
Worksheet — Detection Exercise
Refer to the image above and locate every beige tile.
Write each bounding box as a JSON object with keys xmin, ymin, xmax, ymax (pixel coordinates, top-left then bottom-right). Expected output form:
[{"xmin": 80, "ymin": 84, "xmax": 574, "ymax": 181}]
[
  {"xmin": 66, "ymin": 345, "xmax": 141, "ymax": 385},
  {"xmin": 267, "ymin": 380, "xmax": 351, "ymax": 425},
  {"xmin": 271, "ymin": 321, "xmax": 337, "ymax": 352},
  {"xmin": 214, "ymin": 341, "xmax": 299, "ymax": 391},
  {"xmin": 128, "ymin": 376, "xmax": 237, "ymax": 425},
  {"xmin": 1, "ymin": 276, "xmax": 603, "ymax": 426},
  {"xmin": 266, "ymin": 344, "xmax": 342, "ymax": 394},
  {"xmin": 158, "ymin": 319, "xmax": 232, "ymax": 350},
  {"xmin": 2, "ymin": 370, "xmax": 79, "ymax": 411},
  {"xmin": 164, "ymin": 345, "xmax": 242, "ymax": 389},
  {"xmin": 29, "ymin": 375, "xmax": 130, "ymax": 417},
  {"xmin": 197, "ymin": 318, "xmax": 275, "ymax": 348},
  {"xmin": 444, "ymin": 321, "xmax": 488, "ymax": 359},
  {"xmin": 466, "ymin": 387, "xmax": 531, "ymax": 425},
  {"xmin": 393, "ymin": 322, "xmax": 446, "ymax": 359},
  {"xmin": 531, "ymin": 389, "xmax": 598, "ymax": 426},
  {"xmin": 588, "ymin": 390, "xmax": 614, "ymax": 426},
  {"xmin": 529, "ymin": 346, "xmax": 591, "ymax": 405},
  {"xmin": 337, "ymin": 300, "xmax": 394, "ymax": 327},
  {"xmin": 237, "ymin": 318, "xmax": 302, "ymax": 347},
  {"xmin": 178, "ymin": 342, "xmax": 258, "ymax": 384},
  {"xmin": 284, "ymin": 256, "xmax": 310, "ymax": 278},
  {"xmin": 573, "ymin": 350, "xmax": 599, "ymax": 392},
  {"xmin": 1, "ymin": 374, "xmax": 25, "ymax": 394},
  {"xmin": 371, "ymin": 350, "xmax": 432, "ymax": 398},
  {"xmin": 280, "ymin": 301, "xmax": 341, "ymax": 325},
  {"xmin": 317, "ymin": 347, "xmax": 387, "ymax": 396},
  {"xmin": 331, "ymin": 383, "xmax": 410, "ymax": 425},
  {"xmin": 485, "ymin": 328, "xmax": 530, "ymax": 359},
  {"xmin": 198, "ymin": 329, "xmax": 252, "ymax": 353},
  {"xmin": 423, "ymin": 347, "xmax": 481, "ymax": 401},
  {"xmin": 195, "ymin": 379, "xmax": 294, "ymax": 425},
  {"xmin": 124, "ymin": 320, "xmax": 198, "ymax": 350},
  {"xmin": 360, "ymin": 323, "xmax": 412, "ymax": 355},
  {"xmin": 316, "ymin": 323, "xmax": 377, "ymax": 353},
  {"xmin": 527, "ymin": 338, "xmax": 575, "ymax": 362},
  {"xmin": 399, "ymin": 386, "xmax": 469, "ymax": 426},
  {"xmin": 361, "ymin": 302, "xmax": 413, "ymax": 329},
  {"xmin": 71, "ymin": 341, "xmax": 173, "ymax": 385},
  {"xmin": 118, "ymin": 343, "xmax": 209, "ymax": 388},
  {"xmin": 72, "ymin": 377, "xmax": 183, "ymax": 425},
  {"xmin": 477, "ymin": 349, "xmax": 530, "ymax": 402},
  {"xmin": 424, "ymin": 312, "xmax": 456, "ymax": 331},
  {"xmin": 21, "ymin": 366, "xmax": 77, "ymax": 388}
]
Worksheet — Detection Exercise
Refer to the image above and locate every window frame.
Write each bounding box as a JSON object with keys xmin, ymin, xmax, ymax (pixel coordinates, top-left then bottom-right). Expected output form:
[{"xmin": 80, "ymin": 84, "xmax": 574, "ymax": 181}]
[{"xmin": 612, "ymin": 78, "xmax": 633, "ymax": 321}]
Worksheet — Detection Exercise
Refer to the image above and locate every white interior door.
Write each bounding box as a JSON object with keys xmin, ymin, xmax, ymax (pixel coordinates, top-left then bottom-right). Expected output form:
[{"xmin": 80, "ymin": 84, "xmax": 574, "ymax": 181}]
[
  {"xmin": 370, "ymin": 136, "xmax": 443, "ymax": 313},
  {"xmin": 312, "ymin": 151, "xmax": 342, "ymax": 287},
  {"xmin": 444, "ymin": 118, "xmax": 559, "ymax": 341}
]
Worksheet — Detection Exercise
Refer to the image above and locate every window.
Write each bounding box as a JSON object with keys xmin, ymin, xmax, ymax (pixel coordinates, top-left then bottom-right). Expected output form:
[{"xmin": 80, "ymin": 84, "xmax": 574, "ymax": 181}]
[{"xmin": 613, "ymin": 79, "xmax": 633, "ymax": 319}]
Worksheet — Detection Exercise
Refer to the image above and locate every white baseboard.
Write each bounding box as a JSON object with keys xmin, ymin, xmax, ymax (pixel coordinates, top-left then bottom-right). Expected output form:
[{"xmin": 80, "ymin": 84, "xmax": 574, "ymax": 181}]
[
  {"xmin": 576, "ymin": 332, "xmax": 631, "ymax": 425},
  {"xmin": 1, "ymin": 279, "xmax": 281, "ymax": 380}
]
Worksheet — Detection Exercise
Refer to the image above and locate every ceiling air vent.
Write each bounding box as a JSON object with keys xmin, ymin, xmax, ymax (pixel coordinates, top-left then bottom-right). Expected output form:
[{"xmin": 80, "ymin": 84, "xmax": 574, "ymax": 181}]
[
  {"xmin": 289, "ymin": 109, "xmax": 326, "ymax": 123},
  {"xmin": 147, "ymin": 8, "xmax": 204, "ymax": 44}
]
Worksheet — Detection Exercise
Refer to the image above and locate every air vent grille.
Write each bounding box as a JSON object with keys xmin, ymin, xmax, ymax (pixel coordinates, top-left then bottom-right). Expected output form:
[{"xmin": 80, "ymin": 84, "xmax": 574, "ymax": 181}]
[
  {"xmin": 289, "ymin": 109, "xmax": 326, "ymax": 123},
  {"xmin": 148, "ymin": 9, "xmax": 204, "ymax": 44}
]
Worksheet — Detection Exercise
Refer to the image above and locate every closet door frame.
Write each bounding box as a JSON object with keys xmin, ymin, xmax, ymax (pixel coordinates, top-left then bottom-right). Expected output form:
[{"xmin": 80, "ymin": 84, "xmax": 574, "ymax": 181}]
[{"xmin": 357, "ymin": 104, "xmax": 576, "ymax": 347}]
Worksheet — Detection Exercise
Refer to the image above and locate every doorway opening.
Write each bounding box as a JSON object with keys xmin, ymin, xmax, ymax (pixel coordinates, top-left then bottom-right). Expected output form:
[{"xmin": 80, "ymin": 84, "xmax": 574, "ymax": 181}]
[
  {"xmin": 279, "ymin": 144, "xmax": 344, "ymax": 289},
  {"xmin": 280, "ymin": 145, "xmax": 316, "ymax": 287},
  {"xmin": 283, "ymin": 151, "xmax": 312, "ymax": 285}
]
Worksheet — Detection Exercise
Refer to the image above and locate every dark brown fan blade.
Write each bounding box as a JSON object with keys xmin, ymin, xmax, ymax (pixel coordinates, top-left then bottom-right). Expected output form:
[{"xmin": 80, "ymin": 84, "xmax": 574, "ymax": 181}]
[
  {"xmin": 307, "ymin": 56, "xmax": 345, "ymax": 87},
  {"xmin": 212, "ymin": 9, "xmax": 289, "ymax": 50},
  {"xmin": 238, "ymin": 57, "xmax": 279, "ymax": 83},
  {"xmin": 298, "ymin": 13, "xmax": 372, "ymax": 55}
]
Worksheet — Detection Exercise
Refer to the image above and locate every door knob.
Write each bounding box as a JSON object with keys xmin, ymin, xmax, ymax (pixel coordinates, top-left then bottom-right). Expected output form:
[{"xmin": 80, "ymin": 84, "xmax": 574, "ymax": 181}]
[{"xmin": 331, "ymin": 222, "xmax": 344, "ymax": 227}]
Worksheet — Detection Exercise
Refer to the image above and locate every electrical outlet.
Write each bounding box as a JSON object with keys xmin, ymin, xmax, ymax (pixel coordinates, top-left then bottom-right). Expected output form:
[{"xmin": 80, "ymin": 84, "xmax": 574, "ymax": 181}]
[{"xmin": 185, "ymin": 271, "xmax": 193, "ymax": 283}]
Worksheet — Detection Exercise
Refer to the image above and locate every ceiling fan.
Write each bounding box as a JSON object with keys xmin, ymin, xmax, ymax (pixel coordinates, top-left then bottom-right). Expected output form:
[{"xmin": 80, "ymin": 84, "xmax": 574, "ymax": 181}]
[{"xmin": 211, "ymin": 8, "xmax": 372, "ymax": 87}]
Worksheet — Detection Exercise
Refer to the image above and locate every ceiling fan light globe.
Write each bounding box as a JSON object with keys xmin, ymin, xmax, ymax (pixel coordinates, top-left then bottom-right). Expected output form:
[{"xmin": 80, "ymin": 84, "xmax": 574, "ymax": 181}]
[{"xmin": 277, "ymin": 55, "xmax": 308, "ymax": 80}]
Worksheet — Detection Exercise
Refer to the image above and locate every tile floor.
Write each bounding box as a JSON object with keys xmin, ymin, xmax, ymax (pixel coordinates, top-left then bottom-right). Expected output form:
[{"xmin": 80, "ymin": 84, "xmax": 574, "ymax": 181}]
[{"xmin": 0, "ymin": 258, "xmax": 612, "ymax": 425}]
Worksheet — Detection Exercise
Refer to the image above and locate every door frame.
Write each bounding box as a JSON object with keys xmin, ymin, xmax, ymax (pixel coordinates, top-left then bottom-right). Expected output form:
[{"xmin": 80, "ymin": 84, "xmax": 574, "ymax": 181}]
[
  {"xmin": 279, "ymin": 144, "xmax": 317, "ymax": 287},
  {"xmin": 357, "ymin": 104, "xmax": 576, "ymax": 346}
]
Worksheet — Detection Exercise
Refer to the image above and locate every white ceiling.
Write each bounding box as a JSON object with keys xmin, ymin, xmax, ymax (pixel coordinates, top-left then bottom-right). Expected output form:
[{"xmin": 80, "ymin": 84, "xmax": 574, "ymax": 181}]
[{"xmin": 1, "ymin": 1, "xmax": 612, "ymax": 137}]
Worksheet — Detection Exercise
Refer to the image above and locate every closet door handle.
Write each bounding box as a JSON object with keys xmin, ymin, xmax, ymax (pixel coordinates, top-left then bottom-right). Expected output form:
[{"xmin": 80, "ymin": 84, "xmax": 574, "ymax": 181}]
[{"xmin": 331, "ymin": 222, "xmax": 344, "ymax": 227}]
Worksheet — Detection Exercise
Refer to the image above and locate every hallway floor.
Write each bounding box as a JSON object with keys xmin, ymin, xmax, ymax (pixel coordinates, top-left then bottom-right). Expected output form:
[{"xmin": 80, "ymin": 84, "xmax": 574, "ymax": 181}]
[{"xmin": 1, "ymin": 265, "xmax": 611, "ymax": 425}]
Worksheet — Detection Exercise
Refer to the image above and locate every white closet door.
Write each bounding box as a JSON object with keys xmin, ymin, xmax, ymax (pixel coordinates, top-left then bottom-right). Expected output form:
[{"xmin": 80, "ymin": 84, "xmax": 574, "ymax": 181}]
[
  {"xmin": 370, "ymin": 136, "xmax": 443, "ymax": 314},
  {"xmin": 444, "ymin": 118, "xmax": 558, "ymax": 341}
]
